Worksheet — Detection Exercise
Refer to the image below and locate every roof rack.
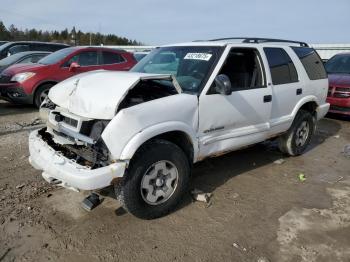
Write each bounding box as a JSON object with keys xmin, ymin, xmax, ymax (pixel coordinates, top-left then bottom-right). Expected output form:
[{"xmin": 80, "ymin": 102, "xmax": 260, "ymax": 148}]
[{"xmin": 207, "ymin": 37, "xmax": 309, "ymax": 47}]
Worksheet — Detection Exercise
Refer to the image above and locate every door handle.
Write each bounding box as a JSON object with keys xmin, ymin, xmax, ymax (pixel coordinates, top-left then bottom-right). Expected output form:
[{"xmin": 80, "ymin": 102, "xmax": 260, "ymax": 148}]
[
  {"xmin": 263, "ymin": 95, "xmax": 272, "ymax": 103},
  {"xmin": 296, "ymin": 88, "xmax": 302, "ymax": 95}
]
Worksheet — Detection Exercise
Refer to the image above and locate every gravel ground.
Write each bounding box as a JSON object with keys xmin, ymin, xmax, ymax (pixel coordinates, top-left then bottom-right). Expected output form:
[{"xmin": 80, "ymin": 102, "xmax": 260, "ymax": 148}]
[{"xmin": 0, "ymin": 100, "xmax": 349, "ymax": 262}]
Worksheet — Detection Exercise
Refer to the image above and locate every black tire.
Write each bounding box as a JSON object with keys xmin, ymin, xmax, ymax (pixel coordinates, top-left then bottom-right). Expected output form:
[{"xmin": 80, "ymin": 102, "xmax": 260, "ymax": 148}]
[
  {"xmin": 34, "ymin": 84, "xmax": 53, "ymax": 108},
  {"xmin": 116, "ymin": 139, "xmax": 191, "ymax": 219},
  {"xmin": 278, "ymin": 109, "xmax": 316, "ymax": 156}
]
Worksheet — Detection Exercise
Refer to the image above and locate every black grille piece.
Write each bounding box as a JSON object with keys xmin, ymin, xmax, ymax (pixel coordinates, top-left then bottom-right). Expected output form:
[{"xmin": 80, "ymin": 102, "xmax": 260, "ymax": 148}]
[
  {"xmin": 0, "ymin": 74, "xmax": 12, "ymax": 83},
  {"xmin": 63, "ymin": 116, "xmax": 78, "ymax": 128}
]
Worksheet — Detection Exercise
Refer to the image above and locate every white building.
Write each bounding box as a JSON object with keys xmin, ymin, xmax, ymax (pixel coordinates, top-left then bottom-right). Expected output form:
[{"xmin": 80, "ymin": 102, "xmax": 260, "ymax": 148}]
[
  {"xmin": 104, "ymin": 43, "xmax": 350, "ymax": 61},
  {"xmin": 310, "ymin": 44, "xmax": 350, "ymax": 60}
]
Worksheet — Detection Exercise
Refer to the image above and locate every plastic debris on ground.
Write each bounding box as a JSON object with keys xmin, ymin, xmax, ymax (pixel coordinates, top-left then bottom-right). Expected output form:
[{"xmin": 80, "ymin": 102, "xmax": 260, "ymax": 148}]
[
  {"xmin": 232, "ymin": 242, "xmax": 247, "ymax": 252},
  {"xmin": 81, "ymin": 193, "xmax": 102, "ymax": 211},
  {"xmin": 191, "ymin": 189, "xmax": 213, "ymax": 206},
  {"xmin": 298, "ymin": 173, "xmax": 306, "ymax": 182},
  {"xmin": 273, "ymin": 159, "xmax": 285, "ymax": 165},
  {"xmin": 342, "ymin": 144, "xmax": 350, "ymax": 158}
]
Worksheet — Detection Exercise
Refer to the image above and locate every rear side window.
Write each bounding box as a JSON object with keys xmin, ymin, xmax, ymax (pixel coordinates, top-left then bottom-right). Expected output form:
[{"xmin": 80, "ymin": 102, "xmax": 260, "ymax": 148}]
[
  {"xmin": 264, "ymin": 47, "xmax": 298, "ymax": 85},
  {"xmin": 8, "ymin": 45, "xmax": 30, "ymax": 55},
  {"xmin": 292, "ymin": 47, "xmax": 327, "ymax": 80},
  {"xmin": 30, "ymin": 43, "xmax": 66, "ymax": 52},
  {"xmin": 101, "ymin": 51, "xmax": 125, "ymax": 64}
]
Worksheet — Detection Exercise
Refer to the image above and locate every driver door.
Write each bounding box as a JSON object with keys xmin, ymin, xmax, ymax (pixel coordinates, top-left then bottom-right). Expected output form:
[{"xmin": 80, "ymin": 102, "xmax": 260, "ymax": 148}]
[
  {"xmin": 198, "ymin": 47, "xmax": 272, "ymax": 158},
  {"xmin": 58, "ymin": 50, "xmax": 101, "ymax": 80}
]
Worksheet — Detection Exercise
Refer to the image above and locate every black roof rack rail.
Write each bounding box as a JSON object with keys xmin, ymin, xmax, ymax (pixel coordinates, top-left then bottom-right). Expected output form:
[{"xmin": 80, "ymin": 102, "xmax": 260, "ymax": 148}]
[{"xmin": 207, "ymin": 37, "xmax": 309, "ymax": 47}]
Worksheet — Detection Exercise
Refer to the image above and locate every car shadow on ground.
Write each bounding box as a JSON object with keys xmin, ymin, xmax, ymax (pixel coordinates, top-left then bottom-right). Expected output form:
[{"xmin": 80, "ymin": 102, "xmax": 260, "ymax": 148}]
[
  {"xmin": 326, "ymin": 112, "xmax": 350, "ymax": 122},
  {"xmin": 99, "ymin": 118, "xmax": 342, "ymax": 217},
  {"xmin": 175, "ymin": 117, "xmax": 342, "ymax": 213},
  {"xmin": 0, "ymin": 100, "xmax": 37, "ymax": 116}
]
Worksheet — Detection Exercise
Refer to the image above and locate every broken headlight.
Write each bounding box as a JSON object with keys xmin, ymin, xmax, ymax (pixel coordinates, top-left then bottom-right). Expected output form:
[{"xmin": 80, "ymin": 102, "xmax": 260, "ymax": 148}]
[{"xmin": 39, "ymin": 97, "xmax": 56, "ymax": 121}]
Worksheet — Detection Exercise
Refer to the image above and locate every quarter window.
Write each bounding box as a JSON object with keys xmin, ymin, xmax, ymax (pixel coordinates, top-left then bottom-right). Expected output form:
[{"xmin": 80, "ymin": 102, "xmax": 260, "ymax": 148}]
[
  {"xmin": 264, "ymin": 47, "xmax": 298, "ymax": 85},
  {"xmin": 292, "ymin": 47, "xmax": 327, "ymax": 80},
  {"xmin": 101, "ymin": 51, "xmax": 125, "ymax": 64}
]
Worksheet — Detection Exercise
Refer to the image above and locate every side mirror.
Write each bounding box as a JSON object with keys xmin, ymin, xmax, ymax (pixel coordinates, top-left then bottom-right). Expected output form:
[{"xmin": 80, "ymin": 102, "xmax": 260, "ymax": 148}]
[
  {"xmin": 214, "ymin": 74, "xmax": 232, "ymax": 95},
  {"xmin": 69, "ymin": 62, "xmax": 80, "ymax": 71}
]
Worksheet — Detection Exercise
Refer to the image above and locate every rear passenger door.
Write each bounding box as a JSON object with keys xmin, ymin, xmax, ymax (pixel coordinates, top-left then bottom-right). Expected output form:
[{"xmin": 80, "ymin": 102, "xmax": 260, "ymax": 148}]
[
  {"xmin": 99, "ymin": 51, "xmax": 131, "ymax": 71},
  {"xmin": 263, "ymin": 47, "xmax": 301, "ymax": 129}
]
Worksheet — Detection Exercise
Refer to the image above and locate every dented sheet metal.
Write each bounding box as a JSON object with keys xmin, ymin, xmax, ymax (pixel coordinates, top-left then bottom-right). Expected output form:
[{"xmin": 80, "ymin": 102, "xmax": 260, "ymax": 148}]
[
  {"xmin": 49, "ymin": 71, "xmax": 181, "ymax": 120},
  {"xmin": 102, "ymin": 93, "xmax": 199, "ymax": 160},
  {"xmin": 29, "ymin": 129, "xmax": 127, "ymax": 190}
]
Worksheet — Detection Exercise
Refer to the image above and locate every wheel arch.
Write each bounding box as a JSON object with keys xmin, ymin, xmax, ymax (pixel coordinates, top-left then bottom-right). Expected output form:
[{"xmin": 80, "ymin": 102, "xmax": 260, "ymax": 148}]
[
  {"xmin": 33, "ymin": 80, "xmax": 58, "ymax": 98},
  {"xmin": 119, "ymin": 122, "xmax": 198, "ymax": 164},
  {"xmin": 292, "ymin": 96, "xmax": 319, "ymax": 119}
]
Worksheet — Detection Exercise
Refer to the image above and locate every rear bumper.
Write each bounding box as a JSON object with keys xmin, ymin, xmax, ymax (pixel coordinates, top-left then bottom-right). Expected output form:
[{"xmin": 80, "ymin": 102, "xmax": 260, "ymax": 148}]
[
  {"xmin": 316, "ymin": 103, "xmax": 330, "ymax": 120},
  {"xmin": 28, "ymin": 129, "xmax": 127, "ymax": 191},
  {"xmin": 0, "ymin": 83, "xmax": 33, "ymax": 104}
]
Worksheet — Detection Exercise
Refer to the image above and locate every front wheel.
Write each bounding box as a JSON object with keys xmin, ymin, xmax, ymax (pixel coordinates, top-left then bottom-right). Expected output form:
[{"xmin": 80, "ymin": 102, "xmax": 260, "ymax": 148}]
[
  {"xmin": 278, "ymin": 109, "xmax": 316, "ymax": 156},
  {"xmin": 116, "ymin": 139, "xmax": 191, "ymax": 219}
]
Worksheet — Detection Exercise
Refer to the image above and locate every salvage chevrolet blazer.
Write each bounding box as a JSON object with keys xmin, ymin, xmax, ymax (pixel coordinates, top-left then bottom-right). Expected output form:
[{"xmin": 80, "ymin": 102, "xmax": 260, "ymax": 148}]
[{"xmin": 29, "ymin": 38, "xmax": 330, "ymax": 219}]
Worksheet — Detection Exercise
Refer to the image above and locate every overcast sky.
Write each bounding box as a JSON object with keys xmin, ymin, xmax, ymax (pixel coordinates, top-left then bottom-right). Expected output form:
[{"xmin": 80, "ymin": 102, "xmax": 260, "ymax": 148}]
[{"xmin": 1, "ymin": 0, "xmax": 349, "ymax": 45}]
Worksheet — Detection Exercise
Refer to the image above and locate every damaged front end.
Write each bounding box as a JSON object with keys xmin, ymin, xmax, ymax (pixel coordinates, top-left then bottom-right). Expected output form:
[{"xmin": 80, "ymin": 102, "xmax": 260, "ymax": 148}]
[
  {"xmin": 29, "ymin": 100, "xmax": 128, "ymax": 191},
  {"xmin": 39, "ymin": 102, "xmax": 112, "ymax": 169}
]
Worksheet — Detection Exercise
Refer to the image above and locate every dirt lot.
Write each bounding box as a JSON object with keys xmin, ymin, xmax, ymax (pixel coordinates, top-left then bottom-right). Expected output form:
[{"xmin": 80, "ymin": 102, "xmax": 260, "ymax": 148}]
[{"xmin": 0, "ymin": 100, "xmax": 349, "ymax": 262}]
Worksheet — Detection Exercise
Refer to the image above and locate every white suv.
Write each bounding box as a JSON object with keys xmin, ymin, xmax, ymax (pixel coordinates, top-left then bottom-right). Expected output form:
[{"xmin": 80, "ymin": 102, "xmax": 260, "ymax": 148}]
[{"xmin": 29, "ymin": 38, "xmax": 330, "ymax": 219}]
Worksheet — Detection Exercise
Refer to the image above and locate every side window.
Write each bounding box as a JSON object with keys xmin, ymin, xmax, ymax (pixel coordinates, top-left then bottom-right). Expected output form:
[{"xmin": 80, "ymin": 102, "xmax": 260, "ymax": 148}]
[
  {"xmin": 101, "ymin": 51, "xmax": 125, "ymax": 64},
  {"xmin": 30, "ymin": 54, "xmax": 47, "ymax": 63},
  {"xmin": 214, "ymin": 48, "xmax": 265, "ymax": 91},
  {"xmin": 47, "ymin": 45, "xmax": 63, "ymax": 52},
  {"xmin": 8, "ymin": 45, "xmax": 30, "ymax": 55},
  {"xmin": 264, "ymin": 47, "xmax": 298, "ymax": 85},
  {"xmin": 20, "ymin": 55, "xmax": 46, "ymax": 64},
  {"xmin": 292, "ymin": 47, "xmax": 327, "ymax": 80},
  {"xmin": 67, "ymin": 51, "xmax": 98, "ymax": 66},
  {"xmin": 19, "ymin": 56, "xmax": 33, "ymax": 63}
]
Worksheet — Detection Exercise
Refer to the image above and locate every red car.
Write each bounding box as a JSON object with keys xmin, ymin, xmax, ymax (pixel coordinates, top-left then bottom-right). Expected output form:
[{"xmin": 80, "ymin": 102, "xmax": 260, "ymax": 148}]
[
  {"xmin": 325, "ymin": 53, "xmax": 350, "ymax": 116},
  {"xmin": 0, "ymin": 47, "xmax": 136, "ymax": 107}
]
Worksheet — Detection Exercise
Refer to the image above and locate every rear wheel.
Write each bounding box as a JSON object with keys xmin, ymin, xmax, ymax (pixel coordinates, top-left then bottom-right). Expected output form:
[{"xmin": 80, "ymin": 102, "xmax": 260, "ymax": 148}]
[
  {"xmin": 34, "ymin": 83, "xmax": 53, "ymax": 108},
  {"xmin": 278, "ymin": 109, "xmax": 316, "ymax": 156},
  {"xmin": 116, "ymin": 139, "xmax": 191, "ymax": 219}
]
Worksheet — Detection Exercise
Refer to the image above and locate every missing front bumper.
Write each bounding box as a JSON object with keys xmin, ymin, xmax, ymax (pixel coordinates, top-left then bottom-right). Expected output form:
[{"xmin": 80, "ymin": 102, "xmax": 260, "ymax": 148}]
[{"xmin": 29, "ymin": 129, "xmax": 127, "ymax": 191}]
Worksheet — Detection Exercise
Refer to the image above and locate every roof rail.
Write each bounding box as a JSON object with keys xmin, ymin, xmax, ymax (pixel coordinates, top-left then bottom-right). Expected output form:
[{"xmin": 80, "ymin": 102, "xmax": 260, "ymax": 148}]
[{"xmin": 208, "ymin": 37, "xmax": 309, "ymax": 47}]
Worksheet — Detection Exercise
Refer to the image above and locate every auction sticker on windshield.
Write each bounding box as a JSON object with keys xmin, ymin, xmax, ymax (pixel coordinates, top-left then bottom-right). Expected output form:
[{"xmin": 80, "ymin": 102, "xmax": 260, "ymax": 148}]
[{"xmin": 184, "ymin": 53, "xmax": 212, "ymax": 61}]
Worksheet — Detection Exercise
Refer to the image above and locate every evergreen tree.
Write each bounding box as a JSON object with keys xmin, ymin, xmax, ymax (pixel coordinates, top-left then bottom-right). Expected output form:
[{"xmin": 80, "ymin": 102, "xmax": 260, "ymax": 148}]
[{"xmin": 0, "ymin": 21, "xmax": 142, "ymax": 45}]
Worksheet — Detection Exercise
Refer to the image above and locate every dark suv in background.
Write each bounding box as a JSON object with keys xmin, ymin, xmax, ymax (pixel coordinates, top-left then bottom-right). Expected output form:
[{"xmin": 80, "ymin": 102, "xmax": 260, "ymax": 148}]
[
  {"xmin": 0, "ymin": 46, "xmax": 137, "ymax": 107},
  {"xmin": 0, "ymin": 41, "xmax": 69, "ymax": 59}
]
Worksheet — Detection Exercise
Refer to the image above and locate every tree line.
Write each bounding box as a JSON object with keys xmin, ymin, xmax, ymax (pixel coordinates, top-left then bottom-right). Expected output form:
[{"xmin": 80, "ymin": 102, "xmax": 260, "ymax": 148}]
[{"xmin": 0, "ymin": 21, "xmax": 142, "ymax": 46}]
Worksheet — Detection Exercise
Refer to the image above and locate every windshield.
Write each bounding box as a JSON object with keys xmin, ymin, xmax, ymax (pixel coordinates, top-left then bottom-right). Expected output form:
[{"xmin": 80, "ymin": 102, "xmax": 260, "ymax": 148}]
[
  {"xmin": 38, "ymin": 47, "xmax": 74, "ymax": 65},
  {"xmin": 325, "ymin": 55, "xmax": 350, "ymax": 74},
  {"xmin": 131, "ymin": 46, "xmax": 222, "ymax": 93}
]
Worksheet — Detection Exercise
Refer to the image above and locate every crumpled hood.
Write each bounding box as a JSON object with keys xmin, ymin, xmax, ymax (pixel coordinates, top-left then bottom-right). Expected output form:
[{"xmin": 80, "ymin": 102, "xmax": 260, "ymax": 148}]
[{"xmin": 48, "ymin": 70, "xmax": 181, "ymax": 119}]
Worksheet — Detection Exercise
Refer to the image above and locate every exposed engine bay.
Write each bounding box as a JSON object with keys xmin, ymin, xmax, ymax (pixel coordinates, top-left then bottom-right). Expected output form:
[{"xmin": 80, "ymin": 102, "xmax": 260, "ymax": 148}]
[
  {"xmin": 38, "ymin": 123, "xmax": 110, "ymax": 169},
  {"xmin": 117, "ymin": 79, "xmax": 178, "ymax": 111}
]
